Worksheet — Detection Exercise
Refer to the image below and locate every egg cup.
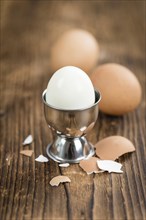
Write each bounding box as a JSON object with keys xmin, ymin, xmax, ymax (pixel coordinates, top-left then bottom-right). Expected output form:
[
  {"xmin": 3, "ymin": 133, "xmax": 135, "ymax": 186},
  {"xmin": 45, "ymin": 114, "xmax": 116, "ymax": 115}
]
[{"xmin": 42, "ymin": 89, "xmax": 101, "ymax": 163}]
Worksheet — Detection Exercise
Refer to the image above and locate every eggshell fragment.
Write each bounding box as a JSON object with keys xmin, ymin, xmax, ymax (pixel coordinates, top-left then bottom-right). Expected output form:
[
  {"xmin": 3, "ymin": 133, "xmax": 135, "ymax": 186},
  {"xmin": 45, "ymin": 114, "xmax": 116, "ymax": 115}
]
[
  {"xmin": 50, "ymin": 29, "xmax": 99, "ymax": 74},
  {"xmin": 59, "ymin": 163, "xmax": 70, "ymax": 167},
  {"xmin": 95, "ymin": 136, "xmax": 135, "ymax": 160},
  {"xmin": 22, "ymin": 135, "xmax": 33, "ymax": 145},
  {"xmin": 35, "ymin": 155, "xmax": 49, "ymax": 162},
  {"xmin": 97, "ymin": 160, "xmax": 123, "ymax": 173},
  {"xmin": 50, "ymin": 176, "xmax": 71, "ymax": 186},
  {"xmin": 20, "ymin": 150, "xmax": 33, "ymax": 157},
  {"xmin": 79, "ymin": 157, "xmax": 102, "ymax": 174},
  {"xmin": 91, "ymin": 63, "xmax": 142, "ymax": 115}
]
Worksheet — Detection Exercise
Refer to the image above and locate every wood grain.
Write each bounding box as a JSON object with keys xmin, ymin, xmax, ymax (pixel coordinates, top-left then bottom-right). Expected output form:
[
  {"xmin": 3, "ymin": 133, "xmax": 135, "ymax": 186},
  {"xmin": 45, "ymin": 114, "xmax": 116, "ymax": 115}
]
[{"xmin": 0, "ymin": 1, "xmax": 145, "ymax": 220}]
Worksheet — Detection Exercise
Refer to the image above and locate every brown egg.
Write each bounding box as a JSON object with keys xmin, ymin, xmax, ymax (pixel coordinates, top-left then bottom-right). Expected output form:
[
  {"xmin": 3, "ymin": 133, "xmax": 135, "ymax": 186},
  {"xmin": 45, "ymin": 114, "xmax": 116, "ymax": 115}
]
[
  {"xmin": 50, "ymin": 29, "xmax": 99, "ymax": 74},
  {"xmin": 91, "ymin": 63, "xmax": 142, "ymax": 115},
  {"xmin": 95, "ymin": 136, "xmax": 135, "ymax": 160}
]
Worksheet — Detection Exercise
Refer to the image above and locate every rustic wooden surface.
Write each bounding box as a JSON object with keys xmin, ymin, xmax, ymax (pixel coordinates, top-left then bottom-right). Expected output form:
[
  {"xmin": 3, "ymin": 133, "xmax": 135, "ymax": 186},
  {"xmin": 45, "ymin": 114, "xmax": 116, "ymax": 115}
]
[{"xmin": 0, "ymin": 1, "xmax": 145, "ymax": 220}]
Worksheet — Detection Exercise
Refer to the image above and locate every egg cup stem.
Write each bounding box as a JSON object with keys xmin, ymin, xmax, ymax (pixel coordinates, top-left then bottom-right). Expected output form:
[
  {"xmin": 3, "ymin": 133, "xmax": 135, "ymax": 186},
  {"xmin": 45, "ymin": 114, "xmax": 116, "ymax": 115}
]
[{"xmin": 46, "ymin": 134, "xmax": 95, "ymax": 163}]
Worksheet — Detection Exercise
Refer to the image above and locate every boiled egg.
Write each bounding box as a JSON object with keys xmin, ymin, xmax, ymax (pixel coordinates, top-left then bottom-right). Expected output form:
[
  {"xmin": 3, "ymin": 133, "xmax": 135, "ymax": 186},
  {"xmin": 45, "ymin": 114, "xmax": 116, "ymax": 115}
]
[{"xmin": 46, "ymin": 66, "xmax": 95, "ymax": 110}]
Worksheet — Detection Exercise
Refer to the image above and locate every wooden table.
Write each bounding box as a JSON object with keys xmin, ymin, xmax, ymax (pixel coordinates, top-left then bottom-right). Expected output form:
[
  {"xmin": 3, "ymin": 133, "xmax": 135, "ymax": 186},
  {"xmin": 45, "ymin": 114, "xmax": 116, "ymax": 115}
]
[{"xmin": 0, "ymin": 1, "xmax": 145, "ymax": 220}]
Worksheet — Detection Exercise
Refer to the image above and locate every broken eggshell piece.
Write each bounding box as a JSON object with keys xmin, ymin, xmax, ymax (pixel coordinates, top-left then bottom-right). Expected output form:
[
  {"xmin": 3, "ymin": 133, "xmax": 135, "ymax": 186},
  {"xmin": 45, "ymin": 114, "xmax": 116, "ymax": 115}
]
[
  {"xmin": 79, "ymin": 157, "xmax": 102, "ymax": 174},
  {"xmin": 59, "ymin": 163, "xmax": 70, "ymax": 167},
  {"xmin": 35, "ymin": 155, "xmax": 49, "ymax": 162},
  {"xmin": 97, "ymin": 160, "xmax": 123, "ymax": 173},
  {"xmin": 95, "ymin": 136, "xmax": 135, "ymax": 160},
  {"xmin": 20, "ymin": 150, "xmax": 34, "ymax": 157},
  {"xmin": 50, "ymin": 175, "xmax": 71, "ymax": 186},
  {"xmin": 22, "ymin": 135, "xmax": 33, "ymax": 145}
]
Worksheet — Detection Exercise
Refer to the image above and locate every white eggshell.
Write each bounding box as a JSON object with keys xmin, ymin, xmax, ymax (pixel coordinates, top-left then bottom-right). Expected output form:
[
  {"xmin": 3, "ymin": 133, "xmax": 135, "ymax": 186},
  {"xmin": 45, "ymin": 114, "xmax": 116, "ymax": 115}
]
[
  {"xmin": 22, "ymin": 135, "xmax": 33, "ymax": 145},
  {"xmin": 97, "ymin": 160, "xmax": 123, "ymax": 173},
  {"xmin": 46, "ymin": 66, "xmax": 95, "ymax": 110}
]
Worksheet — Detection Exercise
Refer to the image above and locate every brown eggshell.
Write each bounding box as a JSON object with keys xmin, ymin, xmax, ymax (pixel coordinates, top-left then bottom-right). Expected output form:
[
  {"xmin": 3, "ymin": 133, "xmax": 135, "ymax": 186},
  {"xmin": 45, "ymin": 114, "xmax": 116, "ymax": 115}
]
[
  {"xmin": 91, "ymin": 63, "xmax": 142, "ymax": 115},
  {"xmin": 50, "ymin": 29, "xmax": 99, "ymax": 74},
  {"xmin": 79, "ymin": 157, "xmax": 101, "ymax": 174},
  {"xmin": 50, "ymin": 175, "xmax": 71, "ymax": 186},
  {"xmin": 20, "ymin": 150, "xmax": 33, "ymax": 157},
  {"xmin": 95, "ymin": 136, "xmax": 135, "ymax": 160}
]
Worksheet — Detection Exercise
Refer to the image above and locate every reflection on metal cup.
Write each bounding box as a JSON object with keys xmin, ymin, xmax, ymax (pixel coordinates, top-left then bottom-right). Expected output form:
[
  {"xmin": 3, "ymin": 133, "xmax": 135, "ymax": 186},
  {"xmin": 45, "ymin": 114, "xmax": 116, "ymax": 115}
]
[{"xmin": 42, "ymin": 89, "xmax": 101, "ymax": 163}]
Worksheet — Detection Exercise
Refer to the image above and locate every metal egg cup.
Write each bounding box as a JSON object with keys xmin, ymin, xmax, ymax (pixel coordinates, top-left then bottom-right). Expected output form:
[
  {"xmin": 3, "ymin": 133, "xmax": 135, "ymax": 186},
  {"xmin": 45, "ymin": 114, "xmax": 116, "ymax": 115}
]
[{"xmin": 42, "ymin": 89, "xmax": 101, "ymax": 163}]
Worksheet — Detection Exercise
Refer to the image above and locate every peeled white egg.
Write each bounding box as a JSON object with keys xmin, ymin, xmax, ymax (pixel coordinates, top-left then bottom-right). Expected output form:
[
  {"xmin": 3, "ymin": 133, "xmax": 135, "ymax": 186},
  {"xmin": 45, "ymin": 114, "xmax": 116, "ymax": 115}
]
[{"xmin": 46, "ymin": 66, "xmax": 95, "ymax": 110}]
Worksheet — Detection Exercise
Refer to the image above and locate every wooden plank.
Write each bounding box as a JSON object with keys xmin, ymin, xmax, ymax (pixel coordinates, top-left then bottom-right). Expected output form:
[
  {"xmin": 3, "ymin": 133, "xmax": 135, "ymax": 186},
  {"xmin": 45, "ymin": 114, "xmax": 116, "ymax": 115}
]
[{"xmin": 0, "ymin": 1, "xmax": 145, "ymax": 220}]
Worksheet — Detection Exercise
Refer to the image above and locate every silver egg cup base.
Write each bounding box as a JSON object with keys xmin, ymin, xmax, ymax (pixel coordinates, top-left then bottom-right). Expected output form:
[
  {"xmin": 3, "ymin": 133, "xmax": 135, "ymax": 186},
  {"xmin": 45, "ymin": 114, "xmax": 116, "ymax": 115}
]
[
  {"xmin": 42, "ymin": 89, "xmax": 101, "ymax": 163},
  {"xmin": 46, "ymin": 136, "xmax": 95, "ymax": 163}
]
